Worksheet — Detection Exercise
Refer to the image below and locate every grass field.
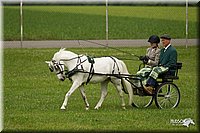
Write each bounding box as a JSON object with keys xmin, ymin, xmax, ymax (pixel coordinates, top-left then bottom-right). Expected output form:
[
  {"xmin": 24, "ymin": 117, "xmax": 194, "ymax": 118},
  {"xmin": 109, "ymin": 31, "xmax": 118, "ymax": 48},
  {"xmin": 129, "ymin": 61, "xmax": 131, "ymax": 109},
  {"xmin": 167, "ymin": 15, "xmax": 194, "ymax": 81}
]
[
  {"xmin": 3, "ymin": 5, "xmax": 198, "ymax": 41},
  {"xmin": 3, "ymin": 46, "xmax": 198, "ymax": 132}
]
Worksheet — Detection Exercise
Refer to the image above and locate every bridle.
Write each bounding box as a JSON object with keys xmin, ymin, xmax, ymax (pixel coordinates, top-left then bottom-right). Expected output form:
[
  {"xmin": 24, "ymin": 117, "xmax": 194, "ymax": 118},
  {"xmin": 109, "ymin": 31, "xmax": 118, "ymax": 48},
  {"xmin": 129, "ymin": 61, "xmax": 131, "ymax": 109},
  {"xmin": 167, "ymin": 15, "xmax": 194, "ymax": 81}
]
[
  {"xmin": 49, "ymin": 60, "xmax": 65, "ymax": 75},
  {"xmin": 49, "ymin": 55, "xmax": 85, "ymax": 76}
]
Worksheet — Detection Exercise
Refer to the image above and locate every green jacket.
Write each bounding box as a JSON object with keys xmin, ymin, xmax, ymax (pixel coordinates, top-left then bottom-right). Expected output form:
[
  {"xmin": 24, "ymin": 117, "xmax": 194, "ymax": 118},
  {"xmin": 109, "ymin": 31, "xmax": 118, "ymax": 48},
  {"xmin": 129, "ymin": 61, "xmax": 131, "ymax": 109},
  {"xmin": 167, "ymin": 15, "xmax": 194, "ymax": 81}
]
[{"xmin": 159, "ymin": 45, "xmax": 177, "ymax": 68}]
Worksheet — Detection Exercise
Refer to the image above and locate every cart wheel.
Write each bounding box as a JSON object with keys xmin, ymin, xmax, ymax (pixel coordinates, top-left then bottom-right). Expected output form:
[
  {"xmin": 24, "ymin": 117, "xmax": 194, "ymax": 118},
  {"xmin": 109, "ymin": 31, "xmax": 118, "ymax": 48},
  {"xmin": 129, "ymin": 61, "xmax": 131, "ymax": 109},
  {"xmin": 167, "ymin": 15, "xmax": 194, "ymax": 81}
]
[
  {"xmin": 155, "ymin": 82, "xmax": 180, "ymax": 109},
  {"xmin": 132, "ymin": 94, "xmax": 154, "ymax": 108}
]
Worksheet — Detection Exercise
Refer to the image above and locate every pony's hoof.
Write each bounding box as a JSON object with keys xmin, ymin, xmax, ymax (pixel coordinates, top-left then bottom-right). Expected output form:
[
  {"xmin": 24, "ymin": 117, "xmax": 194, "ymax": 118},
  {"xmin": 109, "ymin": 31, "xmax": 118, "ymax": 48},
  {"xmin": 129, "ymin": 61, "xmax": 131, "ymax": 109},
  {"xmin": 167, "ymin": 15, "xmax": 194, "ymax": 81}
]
[
  {"xmin": 86, "ymin": 107, "xmax": 89, "ymax": 111},
  {"xmin": 94, "ymin": 106, "xmax": 100, "ymax": 110},
  {"xmin": 122, "ymin": 106, "xmax": 126, "ymax": 110},
  {"xmin": 60, "ymin": 106, "xmax": 66, "ymax": 110}
]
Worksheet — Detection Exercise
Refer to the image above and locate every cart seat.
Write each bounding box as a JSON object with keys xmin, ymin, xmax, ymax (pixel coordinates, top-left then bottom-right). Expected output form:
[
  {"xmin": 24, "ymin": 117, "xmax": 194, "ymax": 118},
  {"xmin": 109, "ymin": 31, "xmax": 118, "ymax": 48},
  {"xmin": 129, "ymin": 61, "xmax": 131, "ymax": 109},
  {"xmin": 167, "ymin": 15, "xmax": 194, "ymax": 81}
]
[{"xmin": 157, "ymin": 62, "xmax": 182, "ymax": 82}]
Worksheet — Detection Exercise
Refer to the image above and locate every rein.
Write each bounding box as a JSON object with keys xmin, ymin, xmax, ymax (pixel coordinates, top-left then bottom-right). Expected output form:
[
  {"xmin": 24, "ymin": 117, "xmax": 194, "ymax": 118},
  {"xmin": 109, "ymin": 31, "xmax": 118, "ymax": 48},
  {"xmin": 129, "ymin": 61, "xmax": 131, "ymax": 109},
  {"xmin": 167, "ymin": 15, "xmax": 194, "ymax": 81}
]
[
  {"xmin": 81, "ymin": 40, "xmax": 141, "ymax": 59},
  {"xmin": 60, "ymin": 55, "xmax": 84, "ymax": 62}
]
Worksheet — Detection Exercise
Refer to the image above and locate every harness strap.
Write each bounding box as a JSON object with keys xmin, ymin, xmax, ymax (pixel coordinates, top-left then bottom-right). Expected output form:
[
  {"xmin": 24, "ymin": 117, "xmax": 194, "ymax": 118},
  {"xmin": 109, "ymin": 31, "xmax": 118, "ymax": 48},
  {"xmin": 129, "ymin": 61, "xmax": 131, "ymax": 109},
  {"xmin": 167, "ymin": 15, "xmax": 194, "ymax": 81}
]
[
  {"xmin": 87, "ymin": 56, "xmax": 95, "ymax": 64},
  {"xmin": 65, "ymin": 68, "xmax": 84, "ymax": 79},
  {"xmin": 109, "ymin": 56, "xmax": 128, "ymax": 94},
  {"xmin": 64, "ymin": 56, "xmax": 87, "ymax": 79},
  {"xmin": 77, "ymin": 56, "xmax": 84, "ymax": 70},
  {"xmin": 60, "ymin": 55, "xmax": 84, "ymax": 62},
  {"xmin": 86, "ymin": 56, "xmax": 95, "ymax": 85},
  {"xmin": 86, "ymin": 63, "xmax": 94, "ymax": 85},
  {"xmin": 63, "ymin": 55, "xmax": 129, "ymax": 93},
  {"xmin": 109, "ymin": 56, "xmax": 120, "ymax": 74},
  {"xmin": 64, "ymin": 56, "xmax": 95, "ymax": 85}
]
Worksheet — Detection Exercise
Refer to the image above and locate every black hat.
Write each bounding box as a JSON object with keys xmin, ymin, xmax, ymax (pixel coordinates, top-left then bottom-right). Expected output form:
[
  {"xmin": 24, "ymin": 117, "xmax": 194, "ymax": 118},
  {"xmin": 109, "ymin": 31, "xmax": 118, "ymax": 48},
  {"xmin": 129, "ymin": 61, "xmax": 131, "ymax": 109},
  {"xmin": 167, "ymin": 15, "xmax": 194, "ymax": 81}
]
[
  {"xmin": 148, "ymin": 35, "xmax": 160, "ymax": 43},
  {"xmin": 160, "ymin": 34, "xmax": 171, "ymax": 40}
]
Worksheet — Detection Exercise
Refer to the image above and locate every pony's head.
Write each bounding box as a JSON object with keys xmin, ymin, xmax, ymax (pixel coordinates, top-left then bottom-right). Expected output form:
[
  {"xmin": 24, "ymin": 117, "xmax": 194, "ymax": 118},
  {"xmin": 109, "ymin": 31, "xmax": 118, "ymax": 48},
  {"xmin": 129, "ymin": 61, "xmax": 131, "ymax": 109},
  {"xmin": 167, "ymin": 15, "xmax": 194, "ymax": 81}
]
[{"xmin": 45, "ymin": 60, "xmax": 65, "ymax": 81}]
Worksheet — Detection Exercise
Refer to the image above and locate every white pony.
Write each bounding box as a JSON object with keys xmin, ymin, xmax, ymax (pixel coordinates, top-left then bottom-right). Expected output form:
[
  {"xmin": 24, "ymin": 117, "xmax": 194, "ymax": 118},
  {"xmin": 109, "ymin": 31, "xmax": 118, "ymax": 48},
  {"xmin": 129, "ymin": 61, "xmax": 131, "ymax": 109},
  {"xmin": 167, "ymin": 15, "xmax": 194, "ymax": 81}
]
[{"xmin": 46, "ymin": 48, "xmax": 133, "ymax": 110}]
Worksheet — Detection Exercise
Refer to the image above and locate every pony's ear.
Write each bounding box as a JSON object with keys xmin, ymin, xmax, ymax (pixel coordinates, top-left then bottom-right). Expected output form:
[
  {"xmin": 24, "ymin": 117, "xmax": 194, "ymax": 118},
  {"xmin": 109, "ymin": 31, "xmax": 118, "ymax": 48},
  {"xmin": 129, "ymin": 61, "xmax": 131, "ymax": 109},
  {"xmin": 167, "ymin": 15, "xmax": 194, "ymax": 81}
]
[
  {"xmin": 59, "ymin": 48, "xmax": 66, "ymax": 52},
  {"xmin": 45, "ymin": 61, "xmax": 50, "ymax": 64}
]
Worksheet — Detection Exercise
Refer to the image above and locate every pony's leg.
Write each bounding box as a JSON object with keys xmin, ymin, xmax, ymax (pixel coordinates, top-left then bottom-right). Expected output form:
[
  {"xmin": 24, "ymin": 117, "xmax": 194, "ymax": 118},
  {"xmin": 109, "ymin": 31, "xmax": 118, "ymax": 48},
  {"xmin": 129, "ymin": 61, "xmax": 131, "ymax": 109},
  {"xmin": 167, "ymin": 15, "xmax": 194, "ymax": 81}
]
[
  {"xmin": 123, "ymin": 79, "xmax": 133, "ymax": 106},
  {"xmin": 112, "ymin": 79, "xmax": 126, "ymax": 109},
  {"xmin": 79, "ymin": 85, "xmax": 90, "ymax": 110},
  {"xmin": 94, "ymin": 80, "xmax": 109, "ymax": 110},
  {"xmin": 60, "ymin": 81, "xmax": 81, "ymax": 110}
]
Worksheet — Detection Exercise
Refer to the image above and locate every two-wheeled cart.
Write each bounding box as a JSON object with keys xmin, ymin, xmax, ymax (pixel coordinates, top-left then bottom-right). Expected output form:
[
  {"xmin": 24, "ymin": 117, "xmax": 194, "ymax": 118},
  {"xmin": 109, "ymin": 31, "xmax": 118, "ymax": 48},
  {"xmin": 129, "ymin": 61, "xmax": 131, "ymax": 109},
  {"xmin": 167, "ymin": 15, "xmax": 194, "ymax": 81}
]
[{"xmin": 124, "ymin": 62, "xmax": 182, "ymax": 109}]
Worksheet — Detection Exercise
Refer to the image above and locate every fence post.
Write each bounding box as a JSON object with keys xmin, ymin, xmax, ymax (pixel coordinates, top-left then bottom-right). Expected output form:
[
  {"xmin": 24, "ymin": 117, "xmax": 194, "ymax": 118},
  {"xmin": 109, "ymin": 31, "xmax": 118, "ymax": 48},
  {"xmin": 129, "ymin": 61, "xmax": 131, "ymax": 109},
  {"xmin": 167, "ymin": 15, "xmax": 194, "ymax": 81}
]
[
  {"xmin": 185, "ymin": 0, "xmax": 188, "ymax": 48},
  {"xmin": 106, "ymin": 0, "xmax": 109, "ymax": 47},
  {"xmin": 20, "ymin": 0, "xmax": 23, "ymax": 48}
]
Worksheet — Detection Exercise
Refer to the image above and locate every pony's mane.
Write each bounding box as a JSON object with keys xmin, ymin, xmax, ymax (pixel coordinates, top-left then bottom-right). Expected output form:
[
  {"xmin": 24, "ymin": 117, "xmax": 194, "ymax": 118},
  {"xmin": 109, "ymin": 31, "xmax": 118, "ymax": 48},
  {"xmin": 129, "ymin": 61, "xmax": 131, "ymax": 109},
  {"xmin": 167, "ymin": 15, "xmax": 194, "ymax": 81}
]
[
  {"xmin": 59, "ymin": 48, "xmax": 77, "ymax": 56},
  {"xmin": 59, "ymin": 48, "xmax": 66, "ymax": 52}
]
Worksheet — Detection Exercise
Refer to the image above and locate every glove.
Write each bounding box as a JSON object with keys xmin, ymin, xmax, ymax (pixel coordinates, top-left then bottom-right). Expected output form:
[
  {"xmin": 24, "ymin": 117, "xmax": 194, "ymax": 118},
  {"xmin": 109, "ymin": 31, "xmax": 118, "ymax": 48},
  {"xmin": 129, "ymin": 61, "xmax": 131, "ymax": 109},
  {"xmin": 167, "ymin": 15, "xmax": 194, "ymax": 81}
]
[
  {"xmin": 139, "ymin": 56, "xmax": 149, "ymax": 64},
  {"xmin": 139, "ymin": 56, "xmax": 145, "ymax": 61},
  {"xmin": 143, "ymin": 56, "xmax": 149, "ymax": 64}
]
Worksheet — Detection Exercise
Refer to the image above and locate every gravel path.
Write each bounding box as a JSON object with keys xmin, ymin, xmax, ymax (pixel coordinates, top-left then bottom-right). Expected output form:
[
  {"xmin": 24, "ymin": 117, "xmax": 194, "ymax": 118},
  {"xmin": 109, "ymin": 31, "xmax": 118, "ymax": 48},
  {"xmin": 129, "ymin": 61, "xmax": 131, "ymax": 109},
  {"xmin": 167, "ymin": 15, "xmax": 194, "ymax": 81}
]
[{"xmin": 3, "ymin": 39, "xmax": 198, "ymax": 48}]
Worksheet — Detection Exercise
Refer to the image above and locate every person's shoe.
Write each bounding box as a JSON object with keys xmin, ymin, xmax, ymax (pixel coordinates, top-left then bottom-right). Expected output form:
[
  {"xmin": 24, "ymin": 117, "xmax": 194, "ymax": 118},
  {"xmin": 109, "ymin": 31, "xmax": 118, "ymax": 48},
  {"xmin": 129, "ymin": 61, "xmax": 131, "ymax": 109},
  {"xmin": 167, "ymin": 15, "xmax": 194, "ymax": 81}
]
[{"xmin": 144, "ymin": 86, "xmax": 154, "ymax": 94}]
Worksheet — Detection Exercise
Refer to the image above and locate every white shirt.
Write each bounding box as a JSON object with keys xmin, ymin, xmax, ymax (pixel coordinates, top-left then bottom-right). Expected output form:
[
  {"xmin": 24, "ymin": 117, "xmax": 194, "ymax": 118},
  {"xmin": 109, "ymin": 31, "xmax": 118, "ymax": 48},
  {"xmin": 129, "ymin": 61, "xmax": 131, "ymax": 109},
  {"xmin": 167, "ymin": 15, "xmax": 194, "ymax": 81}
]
[{"xmin": 164, "ymin": 44, "xmax": 171, "ymax": 52}]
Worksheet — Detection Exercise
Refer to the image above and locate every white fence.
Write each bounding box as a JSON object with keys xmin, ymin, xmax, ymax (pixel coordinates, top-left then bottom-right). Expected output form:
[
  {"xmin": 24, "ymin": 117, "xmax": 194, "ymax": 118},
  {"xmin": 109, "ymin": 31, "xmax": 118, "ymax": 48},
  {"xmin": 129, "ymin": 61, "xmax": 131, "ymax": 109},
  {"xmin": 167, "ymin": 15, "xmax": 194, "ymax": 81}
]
[{"xmin": 2, "ymin": 0, "xmax": 199, "ymax": 4}]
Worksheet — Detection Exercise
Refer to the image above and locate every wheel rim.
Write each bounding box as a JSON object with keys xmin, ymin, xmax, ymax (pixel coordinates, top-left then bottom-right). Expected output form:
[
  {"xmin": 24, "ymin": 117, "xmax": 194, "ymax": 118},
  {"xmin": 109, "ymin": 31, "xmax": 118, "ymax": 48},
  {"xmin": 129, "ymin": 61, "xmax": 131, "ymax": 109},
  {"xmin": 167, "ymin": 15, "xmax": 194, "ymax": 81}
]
[
  {"xmin": 132, "ymin": 94, "xmax": 154, "ymax": 108},
  {"xmin": 156, "ymin": 83, "xmax": 180, "ymax": 109}
]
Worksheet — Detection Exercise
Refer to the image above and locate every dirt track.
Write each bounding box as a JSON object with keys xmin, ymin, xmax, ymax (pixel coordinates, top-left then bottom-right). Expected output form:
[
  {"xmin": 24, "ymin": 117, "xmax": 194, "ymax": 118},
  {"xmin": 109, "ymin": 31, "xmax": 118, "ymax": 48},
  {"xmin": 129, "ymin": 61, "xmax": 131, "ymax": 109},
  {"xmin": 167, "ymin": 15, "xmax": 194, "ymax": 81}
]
[{"xmin": 3, "ymin": 39, "xmax": 198, "ymax": 48}]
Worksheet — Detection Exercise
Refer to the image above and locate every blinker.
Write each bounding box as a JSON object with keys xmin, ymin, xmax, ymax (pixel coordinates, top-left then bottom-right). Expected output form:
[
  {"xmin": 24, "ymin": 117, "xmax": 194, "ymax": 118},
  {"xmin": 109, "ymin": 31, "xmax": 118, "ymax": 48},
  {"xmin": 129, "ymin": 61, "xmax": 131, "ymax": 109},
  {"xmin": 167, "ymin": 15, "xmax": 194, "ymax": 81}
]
[{"xmin": 49, "ymin": 67, "xmax": 53, "ymax": 72}]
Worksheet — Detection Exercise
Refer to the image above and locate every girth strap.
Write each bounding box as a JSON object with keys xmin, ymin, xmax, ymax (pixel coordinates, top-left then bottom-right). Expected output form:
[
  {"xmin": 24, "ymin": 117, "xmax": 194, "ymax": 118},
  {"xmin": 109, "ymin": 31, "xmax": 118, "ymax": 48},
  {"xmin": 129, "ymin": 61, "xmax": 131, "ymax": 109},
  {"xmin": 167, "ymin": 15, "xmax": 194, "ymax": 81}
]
[
  {"xmin": 109, "ymin": 56, "xmax": 128, "ymax": 94},
  {"xmin": 109, "ymin": 56, "xmax": 120, "ymax": 74},
  {"xmin": 86, "ymin": 56, "xmax": 95, "ymax": 85}
]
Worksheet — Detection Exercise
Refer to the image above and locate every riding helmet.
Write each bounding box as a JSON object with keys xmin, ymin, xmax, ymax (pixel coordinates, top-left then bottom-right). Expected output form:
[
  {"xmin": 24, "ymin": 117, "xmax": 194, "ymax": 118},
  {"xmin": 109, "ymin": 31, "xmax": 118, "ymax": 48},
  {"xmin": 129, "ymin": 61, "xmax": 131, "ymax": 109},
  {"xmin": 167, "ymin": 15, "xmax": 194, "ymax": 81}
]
[{"xmin": 148, "ymin": 35, "xmax": 160, "ymax": 43}]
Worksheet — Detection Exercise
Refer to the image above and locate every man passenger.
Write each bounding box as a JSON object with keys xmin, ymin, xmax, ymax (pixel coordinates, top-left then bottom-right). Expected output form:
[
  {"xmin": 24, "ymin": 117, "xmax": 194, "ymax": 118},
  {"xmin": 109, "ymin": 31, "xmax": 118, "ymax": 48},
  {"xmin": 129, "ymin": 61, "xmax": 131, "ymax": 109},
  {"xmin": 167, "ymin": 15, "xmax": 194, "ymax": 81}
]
[{"xmin": 143, "ymin": 34, "xmax": 177, "ymax": 94}]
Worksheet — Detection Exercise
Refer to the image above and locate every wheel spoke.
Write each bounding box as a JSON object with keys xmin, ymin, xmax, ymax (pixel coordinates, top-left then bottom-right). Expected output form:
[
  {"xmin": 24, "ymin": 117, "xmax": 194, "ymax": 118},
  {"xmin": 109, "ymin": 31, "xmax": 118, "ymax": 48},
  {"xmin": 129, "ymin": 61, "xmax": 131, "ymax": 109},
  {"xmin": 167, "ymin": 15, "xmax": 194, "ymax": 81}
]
[
  {"xmin": 132, "ymin": 94, "xmax": 153, "ymax": 108},
  {"xmin": 168, "ymin": 99, "xmax": 175, "ymax": 106},
  {"xmin": 155, "ymin": 83, "xmax": 180, "ymax": 109}
]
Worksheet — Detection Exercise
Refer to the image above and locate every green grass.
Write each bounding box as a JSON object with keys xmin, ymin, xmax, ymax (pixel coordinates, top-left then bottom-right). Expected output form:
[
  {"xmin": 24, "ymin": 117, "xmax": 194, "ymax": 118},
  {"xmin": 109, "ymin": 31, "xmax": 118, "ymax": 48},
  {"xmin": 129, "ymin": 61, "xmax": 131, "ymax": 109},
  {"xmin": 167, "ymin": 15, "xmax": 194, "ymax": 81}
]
[
  {"xmin": 3, "ymin": 46, "xmax": 198, "ymax": 132},
  {"xmin": 3, "ymin": 5, "xmax": 198, "ymax": 41}
]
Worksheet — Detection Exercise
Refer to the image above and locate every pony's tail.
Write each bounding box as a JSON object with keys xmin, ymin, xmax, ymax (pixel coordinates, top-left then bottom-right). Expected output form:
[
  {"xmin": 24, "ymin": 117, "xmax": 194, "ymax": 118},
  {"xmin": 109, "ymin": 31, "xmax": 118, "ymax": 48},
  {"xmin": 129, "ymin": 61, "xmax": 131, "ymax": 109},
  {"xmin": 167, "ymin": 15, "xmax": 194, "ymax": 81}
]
[{"xmin": 120, "ymin": 61, "xmax": 133, "ymax": 106}]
